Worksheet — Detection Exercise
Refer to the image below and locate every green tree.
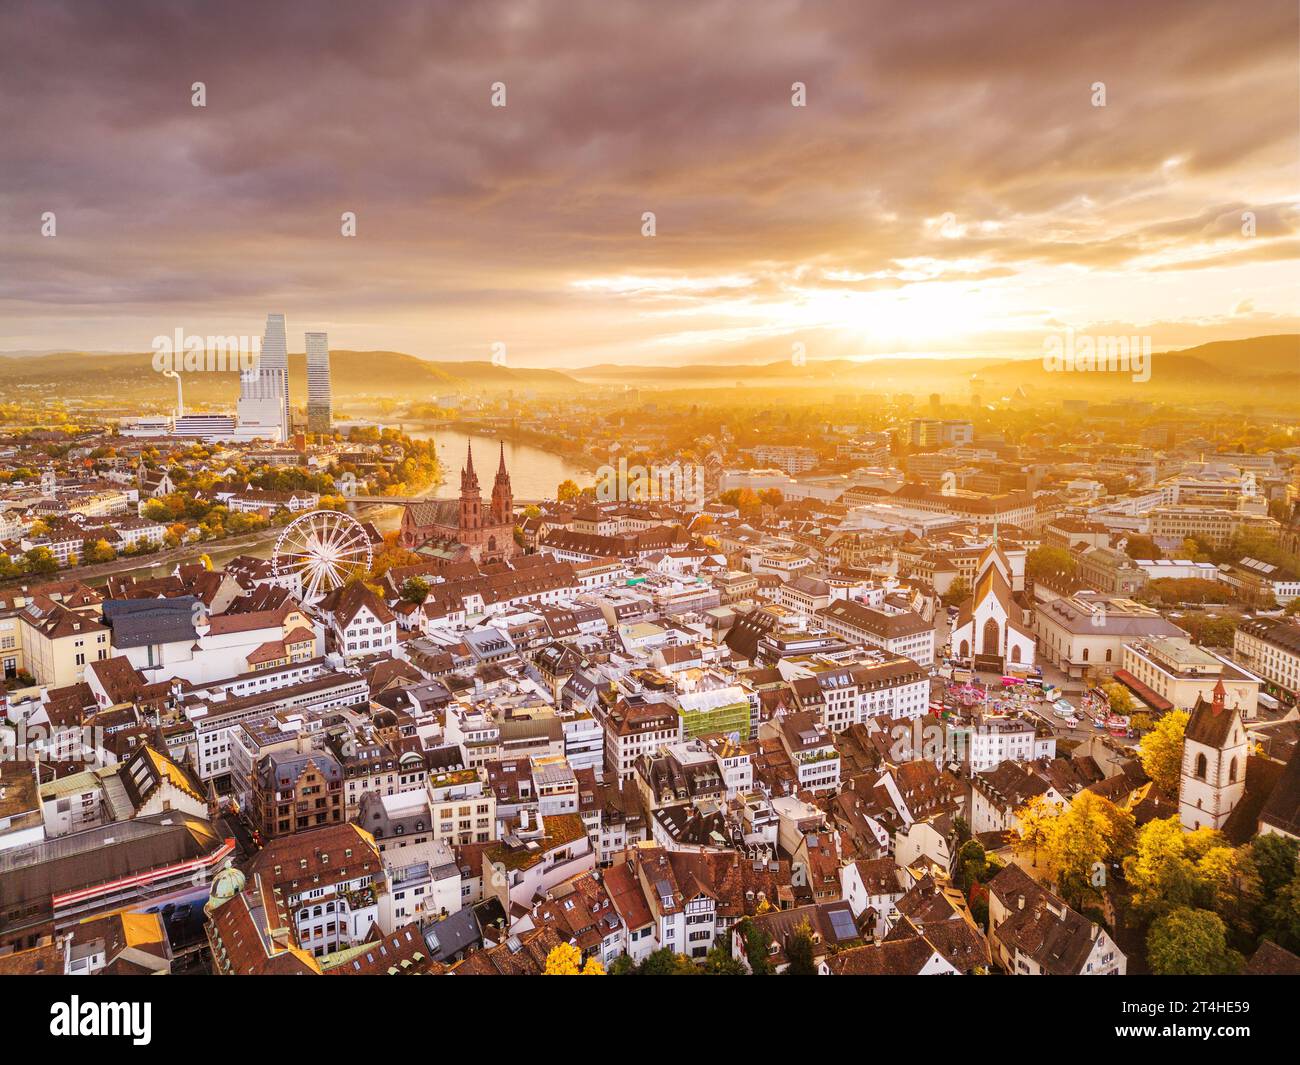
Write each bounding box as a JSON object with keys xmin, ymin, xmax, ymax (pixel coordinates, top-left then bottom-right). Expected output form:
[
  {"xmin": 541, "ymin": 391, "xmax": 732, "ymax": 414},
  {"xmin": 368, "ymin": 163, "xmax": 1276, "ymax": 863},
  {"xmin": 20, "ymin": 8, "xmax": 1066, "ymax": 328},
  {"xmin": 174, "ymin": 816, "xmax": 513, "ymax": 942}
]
[
  {"xmin": 637, "ymin": 948, "xmax": 686, "ymax": 975},
  {"xmin": 400, "ymin": 576, "xmax": 430, "ymax": 604},
  {"xmin": 1146, "ymin": 907, "xmax": 1243, "ymax": 975},
  {"xmin": 784, "ymin": 921, "xmax": 817, "ymax": 976},
  {"xmin": 702, "ymin": 943, "xmax": 745, "ymax": 975},
  {"xmin": 941, "ymin": 577, "xmax": 971, "ymax": 608},
  {"xmin": 606, "ymin": 954, "xmax": 636, "ymax": 975},
  {"xmin": 1123, "ymin": 534, "xmax": 1163, "ymax": 561},
  {"xmin": 736, "ymin": 918, "xmax": 774, "ymax": 975},
  {"xmin": 23, "ymin": 546, "xmax": 58, "ymax": 575},
  {"xmin": 1249, "ymin": 834, "xmax": 1299, "ymax": 897},
  {"xmin": 1026, "ymin": 546, "xmax": 1077, "ymax": 587},
  {"xmin": 955, "ymin": 839, "xmax": 988, "ymax": 892}
]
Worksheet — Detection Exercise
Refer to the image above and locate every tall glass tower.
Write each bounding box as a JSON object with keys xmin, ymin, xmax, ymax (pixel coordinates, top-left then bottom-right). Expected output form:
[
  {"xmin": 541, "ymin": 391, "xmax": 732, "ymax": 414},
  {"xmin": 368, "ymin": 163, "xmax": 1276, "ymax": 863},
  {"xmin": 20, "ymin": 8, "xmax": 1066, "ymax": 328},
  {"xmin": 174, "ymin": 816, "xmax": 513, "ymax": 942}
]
[
  {"xmin": 237, "ymin": 313, "xmax": 290, "ymax": 440},
  {"xmin": 305, "ymin": 331, "xmax": 332, "ymax": 434}
]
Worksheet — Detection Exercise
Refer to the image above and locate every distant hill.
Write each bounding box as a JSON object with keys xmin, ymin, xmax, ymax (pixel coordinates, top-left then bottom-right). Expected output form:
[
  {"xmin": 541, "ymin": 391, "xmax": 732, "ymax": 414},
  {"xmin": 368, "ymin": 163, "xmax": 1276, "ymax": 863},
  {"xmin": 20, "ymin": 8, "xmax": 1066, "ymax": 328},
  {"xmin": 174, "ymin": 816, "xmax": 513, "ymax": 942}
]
[
  {"xmin": 0, "ymin": 349, "xmax": 581, "ymax": 408},
  {"xmin": 565, "ymin": 335, "xmax": 1297, "ymax": 401},
  {"xmin": 4, "ymin": 335, "xmax": 1293, "ymax": 409}
]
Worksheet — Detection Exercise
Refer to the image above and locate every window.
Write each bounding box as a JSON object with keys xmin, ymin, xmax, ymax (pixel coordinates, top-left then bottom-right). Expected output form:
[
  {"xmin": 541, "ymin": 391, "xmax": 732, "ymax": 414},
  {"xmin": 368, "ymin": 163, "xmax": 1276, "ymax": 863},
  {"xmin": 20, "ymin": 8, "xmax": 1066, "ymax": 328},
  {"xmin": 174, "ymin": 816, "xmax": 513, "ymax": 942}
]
[{"xmin": 1195, "ymin": 752, "xmax": 1207, "ymax": 780}]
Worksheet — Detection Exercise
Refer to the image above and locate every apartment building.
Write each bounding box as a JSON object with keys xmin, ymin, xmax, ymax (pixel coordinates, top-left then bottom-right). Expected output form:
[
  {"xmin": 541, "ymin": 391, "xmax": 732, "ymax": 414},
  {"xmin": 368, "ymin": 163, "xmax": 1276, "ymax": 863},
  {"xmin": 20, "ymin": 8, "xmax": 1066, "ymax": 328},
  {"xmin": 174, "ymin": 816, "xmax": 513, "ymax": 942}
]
[
  {"xmin": 817, "ymin": 599, "xmax": 934, "ymax": 666},
  {"xmin": 1234, "ymin": 618, "xmax": 1300, "ymax": 697},
  {"xmin": 1120, "ymin": 637, "xmax": 1259, "ymax": 718}
]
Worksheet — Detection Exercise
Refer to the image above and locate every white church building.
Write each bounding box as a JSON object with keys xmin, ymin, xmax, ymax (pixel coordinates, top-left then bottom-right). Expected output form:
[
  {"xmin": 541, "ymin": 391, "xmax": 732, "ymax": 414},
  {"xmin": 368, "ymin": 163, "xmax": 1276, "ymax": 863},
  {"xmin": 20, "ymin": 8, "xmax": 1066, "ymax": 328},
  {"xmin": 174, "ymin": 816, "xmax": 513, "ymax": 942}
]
[
  {"xmin": 1178, "ymin": 679, "xmax": 1247, "ymax": 831},
  {"xmin": 951, "ymin": 542, "xmax": 1037, "ymax": 672}
]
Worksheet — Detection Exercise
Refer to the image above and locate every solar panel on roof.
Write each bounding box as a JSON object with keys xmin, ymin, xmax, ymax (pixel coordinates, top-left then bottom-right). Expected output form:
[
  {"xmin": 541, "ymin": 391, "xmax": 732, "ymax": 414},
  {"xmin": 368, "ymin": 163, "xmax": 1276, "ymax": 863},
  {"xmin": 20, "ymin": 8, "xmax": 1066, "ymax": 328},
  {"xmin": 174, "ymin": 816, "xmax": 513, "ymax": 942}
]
[{"xmin": 828, "ymin": 909, "xmax": 858, "ymax": 941}]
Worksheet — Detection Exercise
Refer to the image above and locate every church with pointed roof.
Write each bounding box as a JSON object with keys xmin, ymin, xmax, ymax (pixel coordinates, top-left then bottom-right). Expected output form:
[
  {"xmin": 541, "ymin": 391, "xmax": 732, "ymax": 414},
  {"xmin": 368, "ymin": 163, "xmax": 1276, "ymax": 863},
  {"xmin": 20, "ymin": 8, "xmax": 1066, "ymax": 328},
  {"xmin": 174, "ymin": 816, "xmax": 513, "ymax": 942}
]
[
  {"xmin": 397, "ymin": 441, "xmax": 517, "ymax": 566},
  {"xmin": 1179, "ymin": 679, "xmax": 1247, "ymax": 831},
  {"xmin": 950, "ymin": 537, "xmax": 1037, "ymax": 672}
]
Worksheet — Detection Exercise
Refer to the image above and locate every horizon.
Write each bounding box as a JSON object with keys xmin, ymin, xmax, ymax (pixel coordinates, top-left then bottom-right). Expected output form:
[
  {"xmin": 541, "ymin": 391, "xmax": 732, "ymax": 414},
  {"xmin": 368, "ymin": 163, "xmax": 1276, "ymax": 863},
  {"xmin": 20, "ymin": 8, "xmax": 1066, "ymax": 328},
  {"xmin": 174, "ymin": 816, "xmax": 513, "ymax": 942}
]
[
  {"xmin": 2, "ymin": 0, "xmax": 1297, "ymax": 366},
  {"xmin": 2, "ymin": 332, "xmax": 1296, "ymax": 374}
]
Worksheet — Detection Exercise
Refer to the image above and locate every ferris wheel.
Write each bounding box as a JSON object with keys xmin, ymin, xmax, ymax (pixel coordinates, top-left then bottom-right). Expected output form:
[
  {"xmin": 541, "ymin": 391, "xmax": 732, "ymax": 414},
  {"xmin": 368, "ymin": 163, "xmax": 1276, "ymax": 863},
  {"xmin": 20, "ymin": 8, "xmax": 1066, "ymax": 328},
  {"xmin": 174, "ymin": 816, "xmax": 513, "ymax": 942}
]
[{"xmin": 273, "ymin": 510, "xmax": 374, "ymax": 603}]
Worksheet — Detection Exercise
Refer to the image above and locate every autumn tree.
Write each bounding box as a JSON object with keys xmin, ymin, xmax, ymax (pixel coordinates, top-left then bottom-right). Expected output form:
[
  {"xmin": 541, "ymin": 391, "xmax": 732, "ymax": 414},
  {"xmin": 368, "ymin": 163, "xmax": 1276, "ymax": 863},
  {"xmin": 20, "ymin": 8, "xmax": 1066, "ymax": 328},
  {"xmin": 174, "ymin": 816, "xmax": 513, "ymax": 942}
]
[
  {"xmin": 1137, "ymin": 710, "xmax": 1188, "ymax": 795},
  {"xmin": 543, "ymin": 942, "xmax": 605, "ymax": 975},
  {"xmin": 368, "ymin": 532, "xmax": 423, "ymax": 579},
  {"xmin": 1123, "ymin": 817, "xmax": 1228, "ymax": 920},
  {"xmin": 1012, "ymin": 794, "xmax": 1059, "ymax": 868},
  {"xmin": 24, "ymin": 547, "xmax": 58, "ymax": 575},
  {"xmin": 81, "ymin": 539, "xmax": 116, "ymax": 565},
  {"xmin": 1043, "ymin": 792, "xmax": 1135, "ymax": 909},
  {"xmin": 1100, "ymin": 682, "xmax": 1136, "ymax": 716}
]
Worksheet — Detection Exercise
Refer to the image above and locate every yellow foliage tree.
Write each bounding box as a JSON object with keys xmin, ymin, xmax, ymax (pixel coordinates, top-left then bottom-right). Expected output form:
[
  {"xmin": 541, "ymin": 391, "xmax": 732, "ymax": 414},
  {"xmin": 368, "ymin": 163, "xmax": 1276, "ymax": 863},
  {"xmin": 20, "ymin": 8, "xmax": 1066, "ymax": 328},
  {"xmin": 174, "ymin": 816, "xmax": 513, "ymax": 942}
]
[
  {"xmin": 1013, "ymin": 794, "xmax": 1059, "ymax": 868},
  {"xmin": 1122, "ymin": 816, "xmax": 1243, "ymax": 920},
  {"xmin": 543, "ymin": 942, "xmax": 605, "ymax": 975},
  {"xmin": 543, "ymin": 942, "xmax": 582, "ymax": 975},
  {"xmin": 1014, "ymin": 792, "xmax": 1135, "ymax": 907},
  {"xmin": 1138, "ymin": 710, "xmax": 1188, "ymax": 795}
]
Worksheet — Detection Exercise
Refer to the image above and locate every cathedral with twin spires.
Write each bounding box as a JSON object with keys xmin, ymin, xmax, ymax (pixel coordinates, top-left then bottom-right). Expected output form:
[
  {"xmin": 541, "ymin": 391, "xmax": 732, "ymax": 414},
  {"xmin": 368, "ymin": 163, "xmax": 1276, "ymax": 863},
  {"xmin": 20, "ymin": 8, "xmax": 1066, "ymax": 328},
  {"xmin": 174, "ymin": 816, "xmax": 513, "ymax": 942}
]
[{"xmin": 398, "ymin": 440, "xmax": 517, "ymax": 566}]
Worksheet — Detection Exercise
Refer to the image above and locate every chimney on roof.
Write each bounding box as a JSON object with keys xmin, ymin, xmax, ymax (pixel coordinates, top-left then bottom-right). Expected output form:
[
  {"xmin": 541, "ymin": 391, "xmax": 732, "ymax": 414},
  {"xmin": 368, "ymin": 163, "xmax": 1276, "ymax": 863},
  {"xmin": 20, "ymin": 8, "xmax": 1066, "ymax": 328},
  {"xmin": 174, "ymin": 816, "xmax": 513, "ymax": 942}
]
[{"xmin": 1017, "ymin": 895, "xmax": 1025, "ymax": 911}]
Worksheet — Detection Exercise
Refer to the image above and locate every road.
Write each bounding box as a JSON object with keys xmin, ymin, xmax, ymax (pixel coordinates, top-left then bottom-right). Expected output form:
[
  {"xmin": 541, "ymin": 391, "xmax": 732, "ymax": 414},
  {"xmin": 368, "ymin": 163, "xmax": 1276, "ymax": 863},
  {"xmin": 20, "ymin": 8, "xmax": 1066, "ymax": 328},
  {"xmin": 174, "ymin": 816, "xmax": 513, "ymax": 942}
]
[{"xmin": 929, "ymin": 609, "xmax": 1139, "ymax": 752}]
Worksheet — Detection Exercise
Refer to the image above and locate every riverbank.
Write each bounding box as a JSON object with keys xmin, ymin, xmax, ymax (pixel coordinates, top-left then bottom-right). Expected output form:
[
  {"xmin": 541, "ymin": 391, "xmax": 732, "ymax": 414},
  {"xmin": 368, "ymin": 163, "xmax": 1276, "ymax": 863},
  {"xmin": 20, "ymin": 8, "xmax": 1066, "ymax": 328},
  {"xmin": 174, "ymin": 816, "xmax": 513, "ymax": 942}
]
[
  {"xmin": 408, "ymin": 420, "xmax": 600, "ymax": 477},
  {"xmin": 0, "ymin": 500, "xmax": 400, "ymax": 591}
]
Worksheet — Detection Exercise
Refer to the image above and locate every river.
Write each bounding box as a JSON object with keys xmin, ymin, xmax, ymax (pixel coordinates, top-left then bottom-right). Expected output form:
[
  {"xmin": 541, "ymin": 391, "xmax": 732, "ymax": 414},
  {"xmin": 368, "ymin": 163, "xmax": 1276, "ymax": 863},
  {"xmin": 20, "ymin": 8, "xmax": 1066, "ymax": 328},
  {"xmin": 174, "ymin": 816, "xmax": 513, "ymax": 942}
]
[{"xmin": 403, "ymin": 427, "xmax": 589, "ymax": 506}]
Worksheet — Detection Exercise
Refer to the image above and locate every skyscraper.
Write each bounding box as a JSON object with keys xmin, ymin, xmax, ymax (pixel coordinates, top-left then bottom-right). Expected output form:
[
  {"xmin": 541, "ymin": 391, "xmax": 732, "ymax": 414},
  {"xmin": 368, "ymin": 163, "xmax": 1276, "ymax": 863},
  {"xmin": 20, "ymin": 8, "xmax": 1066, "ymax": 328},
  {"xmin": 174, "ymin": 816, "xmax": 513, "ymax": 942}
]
[
  {"xmin": 305, "ymin": 331, "xmax": 332, "ymax": 434},
  {"xmin": 237, "ymin": 312, "xmax": 291, "ymax": 441}
]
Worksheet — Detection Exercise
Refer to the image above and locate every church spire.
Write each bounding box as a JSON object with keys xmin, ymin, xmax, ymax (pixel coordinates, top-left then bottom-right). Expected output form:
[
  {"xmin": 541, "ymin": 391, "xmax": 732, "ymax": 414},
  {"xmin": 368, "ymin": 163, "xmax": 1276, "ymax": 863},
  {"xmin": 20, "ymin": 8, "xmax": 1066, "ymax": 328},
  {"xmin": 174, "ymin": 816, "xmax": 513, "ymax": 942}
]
[
  {"xmin": 491, "ymin": 439, "xmax": 513, "ymax": 526},
  {"xmin": 1212, "ymin": 678, "xmax": 1226, "ymax": 714},
  {"xmin": 461, "ymin": 440, "xmax": 479, "ymax": 494}
]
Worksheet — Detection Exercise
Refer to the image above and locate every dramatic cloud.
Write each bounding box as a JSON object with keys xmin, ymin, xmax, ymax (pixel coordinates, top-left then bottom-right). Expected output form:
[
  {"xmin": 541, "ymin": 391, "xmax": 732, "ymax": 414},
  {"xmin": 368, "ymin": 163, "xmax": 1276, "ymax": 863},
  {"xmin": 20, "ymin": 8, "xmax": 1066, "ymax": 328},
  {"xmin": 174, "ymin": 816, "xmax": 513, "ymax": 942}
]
[{"xmin": 1, "ymin": 0, "xmax": 1296, "ymax": 363}]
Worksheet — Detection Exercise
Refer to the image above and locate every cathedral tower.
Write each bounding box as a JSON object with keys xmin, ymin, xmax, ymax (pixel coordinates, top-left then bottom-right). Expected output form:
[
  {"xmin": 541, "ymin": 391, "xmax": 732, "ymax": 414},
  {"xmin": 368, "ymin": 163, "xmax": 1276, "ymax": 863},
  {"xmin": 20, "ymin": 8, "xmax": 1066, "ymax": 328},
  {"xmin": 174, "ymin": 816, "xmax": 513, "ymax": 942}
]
[
  {"xmin": 459, "ymin": 440, "xmax": 482, "ymax": 533},
  {"xmin": 491, "ymin": 441, "xmax": 513, "ymax": 526}
]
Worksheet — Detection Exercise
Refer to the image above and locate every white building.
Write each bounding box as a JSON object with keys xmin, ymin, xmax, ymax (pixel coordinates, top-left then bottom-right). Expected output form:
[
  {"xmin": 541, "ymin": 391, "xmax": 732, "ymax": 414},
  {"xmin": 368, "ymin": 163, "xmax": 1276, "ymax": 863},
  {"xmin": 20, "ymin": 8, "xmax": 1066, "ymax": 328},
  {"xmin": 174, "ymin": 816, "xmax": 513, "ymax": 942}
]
[
  {"xmin": 1178, "ymin": 681, "xmax": 1247, "ymax": 831},
  {"xmin": 236, "ymin": 312, "xmax": 291, "ymax": 441},
  {"xmin": 950, "ymin": 543, "xmax": 1035, "ymax": 670}
]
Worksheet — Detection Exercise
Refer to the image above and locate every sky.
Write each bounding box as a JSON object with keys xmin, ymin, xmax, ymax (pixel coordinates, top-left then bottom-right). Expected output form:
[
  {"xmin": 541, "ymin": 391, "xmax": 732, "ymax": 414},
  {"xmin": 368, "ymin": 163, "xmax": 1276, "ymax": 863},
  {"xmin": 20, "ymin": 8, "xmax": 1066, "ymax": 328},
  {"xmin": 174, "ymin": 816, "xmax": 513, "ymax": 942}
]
[{"xmin": 1, "ymin": 0, "xmax": 1297, "ymax": 367}]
